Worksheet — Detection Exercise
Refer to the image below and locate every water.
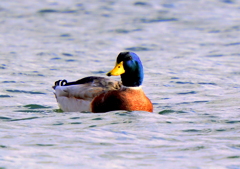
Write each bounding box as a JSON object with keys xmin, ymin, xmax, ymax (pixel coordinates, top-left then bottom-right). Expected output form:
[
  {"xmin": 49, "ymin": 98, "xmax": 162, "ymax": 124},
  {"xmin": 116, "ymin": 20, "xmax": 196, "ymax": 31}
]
[{"xmin": 0, "ymin": 0, "xmax": 240, "ymax": 168}]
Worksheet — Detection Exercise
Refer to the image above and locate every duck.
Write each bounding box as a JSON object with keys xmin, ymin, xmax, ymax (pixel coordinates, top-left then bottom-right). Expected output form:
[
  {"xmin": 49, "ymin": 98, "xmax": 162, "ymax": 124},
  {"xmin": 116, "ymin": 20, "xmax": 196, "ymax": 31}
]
[{"xmin": 53, "ymin": 52, "xmax": 153, "ymax": 113}]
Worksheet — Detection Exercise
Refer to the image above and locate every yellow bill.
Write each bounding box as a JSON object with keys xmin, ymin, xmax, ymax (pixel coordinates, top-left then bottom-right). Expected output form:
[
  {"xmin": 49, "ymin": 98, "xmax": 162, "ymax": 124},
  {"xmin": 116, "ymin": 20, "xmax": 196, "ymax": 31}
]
[{"xmin": 107, "ymin": 61, "xmax": 125, "ymax": 76}]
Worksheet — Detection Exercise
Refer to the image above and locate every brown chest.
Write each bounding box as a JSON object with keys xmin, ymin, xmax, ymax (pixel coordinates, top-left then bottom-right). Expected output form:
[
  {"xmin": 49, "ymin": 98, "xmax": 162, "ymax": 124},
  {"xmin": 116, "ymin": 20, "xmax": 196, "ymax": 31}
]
[{"xmin": 91, "ymin": 88, "xmax": 153, "ymax": 113}]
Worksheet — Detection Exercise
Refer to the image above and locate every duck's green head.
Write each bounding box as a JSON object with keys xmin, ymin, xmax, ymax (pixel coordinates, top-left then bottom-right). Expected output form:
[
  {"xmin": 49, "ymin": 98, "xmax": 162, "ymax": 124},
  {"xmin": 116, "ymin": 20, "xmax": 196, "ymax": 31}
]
[{"xmin": 107, "ymin": 52, "xmax": 144, "ymax": 87}]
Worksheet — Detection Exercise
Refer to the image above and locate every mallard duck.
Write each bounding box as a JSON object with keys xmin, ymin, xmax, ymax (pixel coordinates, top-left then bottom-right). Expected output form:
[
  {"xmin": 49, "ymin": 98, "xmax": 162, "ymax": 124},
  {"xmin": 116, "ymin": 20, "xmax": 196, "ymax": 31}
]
[{"xmin": 53, "ymin": 52, "xmax": 153, "ymax": 113}]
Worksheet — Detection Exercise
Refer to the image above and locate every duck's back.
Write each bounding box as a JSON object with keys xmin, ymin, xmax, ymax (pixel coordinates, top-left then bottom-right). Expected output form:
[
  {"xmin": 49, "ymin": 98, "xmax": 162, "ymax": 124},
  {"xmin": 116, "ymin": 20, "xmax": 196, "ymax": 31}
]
[
  {"xmin": 53, "ymin": 76, "xmax": 122, "ymax": 112},
  {"xmin": 91, "ymin": 87, "xmax": 153, "ymax": 113}
]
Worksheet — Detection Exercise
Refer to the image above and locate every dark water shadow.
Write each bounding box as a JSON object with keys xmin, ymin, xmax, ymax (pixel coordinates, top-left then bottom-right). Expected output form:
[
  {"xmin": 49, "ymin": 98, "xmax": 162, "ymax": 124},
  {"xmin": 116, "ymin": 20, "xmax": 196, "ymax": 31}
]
[
  {"xmin": 158, "ymin": 110, "xmax": 188, "ymax": 114},
  {"xmin": 14, "ymin": 104, "xmax": 54, "ymax": 113}
]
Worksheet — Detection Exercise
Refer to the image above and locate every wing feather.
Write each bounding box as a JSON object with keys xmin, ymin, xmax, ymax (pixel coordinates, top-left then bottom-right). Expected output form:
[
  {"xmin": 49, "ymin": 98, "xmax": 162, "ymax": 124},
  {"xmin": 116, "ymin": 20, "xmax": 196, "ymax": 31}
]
[{"xmin": 53, "ymin": 76, "xmax": 122, "ymax": 112}]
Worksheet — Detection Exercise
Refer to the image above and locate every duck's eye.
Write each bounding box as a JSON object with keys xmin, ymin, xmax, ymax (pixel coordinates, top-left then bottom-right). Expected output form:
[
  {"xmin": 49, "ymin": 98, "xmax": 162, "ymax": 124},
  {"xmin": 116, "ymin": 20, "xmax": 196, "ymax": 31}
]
[
  {"xmin": 126, "ymin": 56, "xmax": 132, "ymax": 61},
  {"xmin": 118, "ymin": 66, "xmax": 120, "ymax": 68}
]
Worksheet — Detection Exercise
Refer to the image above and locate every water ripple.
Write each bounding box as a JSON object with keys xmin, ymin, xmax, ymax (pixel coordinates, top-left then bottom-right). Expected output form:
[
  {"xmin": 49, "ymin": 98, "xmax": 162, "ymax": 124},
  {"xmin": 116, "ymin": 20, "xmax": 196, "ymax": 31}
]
[
  {"xmin": 177, "ymin": 91, "xmax": 197, "ymax": 95},
  {"xmin": 0, "ymin": 116, "xmax": 11, "ymax": 120},
  {"xmin": 6, "ymin": 90, "xmax": 45, "ymax": 94},
  {"xmin": 198, "ymin": 82, "xmax": 217, "ymax": 85},
  {"xmin": 224, "ymin": 42, "xmax": 240, "ymax": 46},
  {"xmin": 38, "ymin": 9, "xmax": 59, "ymax": 13},
  {"xmin": 1, "ymin": 81, "xmax": 16, "ymax": 83},
  {"xmin": 60, "ymin": 34, "xmax": 71, "ymax": 37},
  {"xmin": 0, "ymin": 95, "xmax": 12, "ymax": 98},
  {"xmin": 206, "ymin": 54, "xmax": 224, "ymax": 57},
  {"xmin": 134, "ymin": 2, "xmax": 151, "ymax": 6},
  {"xmin": 35, "ymin": 144, "xmax": 55, "ymax": 147},
  {"xmin": 0, "ymin": 64, "xmax": 7, "ymax": 69},
  {"xmin": 62, "ymin": 53, "xmax": 74, "ymax": 57},
  {"xmin": 174, "ymin": 81, "xmax": 194, "ymax": 85},
  {"xmin": 137, "ymin": 17, "xmax": 178, "ymax": 23},
  {"xmin": 225, "ymin": 120, "xmax": 240, "ymax": 124},
  {"xmin": 38, "ymin": 9, "xmax": 78, "ymax": 14},
  {"xmin": 23, "ymin": 104, "xmax": 51, "ymax": 109},
  {"xmin": 158, "ymin": 110, "xmax": 188, "ymax": 114},
  {"xmin": 9, "ymin": 117, "xmax": 39, "ymax": 121},
  {"xmin": 125, "ymin": 46, "xmax": 152, "ymax": 51}
]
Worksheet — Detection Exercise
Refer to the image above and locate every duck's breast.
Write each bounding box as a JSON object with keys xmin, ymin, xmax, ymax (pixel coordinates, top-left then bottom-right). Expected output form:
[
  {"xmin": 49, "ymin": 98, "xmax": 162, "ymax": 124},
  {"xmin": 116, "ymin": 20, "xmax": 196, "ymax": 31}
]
[{"xmin": 91, "ymin": 87, "xmax": 153, "ymax": 113}]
